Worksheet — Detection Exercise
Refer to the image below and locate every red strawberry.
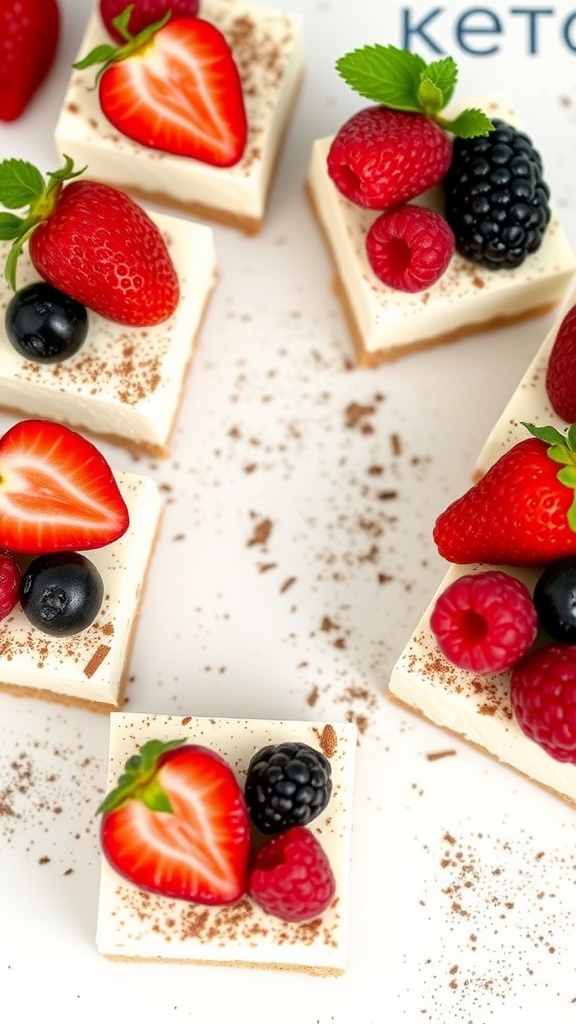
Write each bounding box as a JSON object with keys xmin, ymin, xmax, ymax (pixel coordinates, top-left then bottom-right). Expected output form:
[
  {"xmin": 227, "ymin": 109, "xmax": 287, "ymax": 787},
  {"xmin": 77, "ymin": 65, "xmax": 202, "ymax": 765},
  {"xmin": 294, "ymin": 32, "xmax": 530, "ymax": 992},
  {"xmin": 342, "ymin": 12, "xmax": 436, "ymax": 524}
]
[
  {"xmin": 100, "ymin": 0, "xmax": 199, "ymax": 43},
  {"xmin": 0, "ymin": 419, "xmax": 129, "ymax": 554},
  {"xmin": 0, "ymin": 157, "xmax": 179, "ymax": 326},
  {"xmin": 365, "ymin": 205, "xmax": 454, "ymax": 291},
  {"xmin": 0, "ymin": 0, "xmax": 60, "ymax": 122},
  {"xmin": 545, "ymin": 303, "xmax": 576, "ymax": 422},
  {"xmin": 98, "ymin": 739, "xmax": 250, "ymax": 905},
  {"xmin": 433, "ymin": 423, "xmax": 576, "ymax": 567},
  {"xmin": 327, "ymin": 106, "xmax": 452, "ymax": 210},
  {"xmin": 75, "ymin": 12, "xmax": 247, "ymax": 167}
]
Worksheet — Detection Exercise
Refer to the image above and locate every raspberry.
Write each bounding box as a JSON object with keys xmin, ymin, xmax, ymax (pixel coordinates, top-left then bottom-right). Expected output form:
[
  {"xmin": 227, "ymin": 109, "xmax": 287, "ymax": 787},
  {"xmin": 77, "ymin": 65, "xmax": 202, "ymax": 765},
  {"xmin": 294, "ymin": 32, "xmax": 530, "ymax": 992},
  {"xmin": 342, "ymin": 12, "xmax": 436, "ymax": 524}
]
[
  {"xmin": 248, "ymin": 826, "xmax": 336, "ymax": 922},
  {"xmin": 545, "ymin": 304, "xmax": 576, "ymax": 423},
  {"xmin": 511, "ymin": 644, "xmax": 576, "ymax": 762},
  {"xmin": 0, "ymin": 548, "xmax": 21, "ymax": 620},
  {"xmin": 244, "ymin": 741, "xmax": 332, "ymax": 835},
  {"xmin": 430, "ymin": 570, "xmax": 537, "ymax": 674},
  {"xmin": 365, "ymin": 205, "xmax": 454, "ymax": 292},
  {"xmin": 444, "ymin": 119, "xmax": 551, "ymax": 269},
  {"xmin": 327, "ymin": 105, "xmax": 452, "ymax": 210}
]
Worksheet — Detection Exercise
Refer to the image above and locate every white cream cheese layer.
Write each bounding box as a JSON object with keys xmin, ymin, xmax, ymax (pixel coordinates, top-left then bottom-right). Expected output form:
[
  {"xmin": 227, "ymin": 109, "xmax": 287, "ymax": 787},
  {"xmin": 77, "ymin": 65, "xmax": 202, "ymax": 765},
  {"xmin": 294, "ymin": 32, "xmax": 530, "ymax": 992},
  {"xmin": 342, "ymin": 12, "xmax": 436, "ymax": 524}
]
[
  {"xmin": 55, "ymin": 0, "xmax": 304, "ymax": 228},
  {"xmin": 0, "ymin": 472, "xmax": 162, "ymax": 709},
  {"xmin": 0, "ymin": 212, "xmax": 216, "ymax": 454},
  {"xmin": 96, "ymin": 713, "xmax": 357, "ymax": 975},
  {"xmin": 389, "ymin": 562, "xmax": 576, "ymax": 804},
  {"xmin": 307, "ymin": 95, "xmax": 576, "ymax": 361}
]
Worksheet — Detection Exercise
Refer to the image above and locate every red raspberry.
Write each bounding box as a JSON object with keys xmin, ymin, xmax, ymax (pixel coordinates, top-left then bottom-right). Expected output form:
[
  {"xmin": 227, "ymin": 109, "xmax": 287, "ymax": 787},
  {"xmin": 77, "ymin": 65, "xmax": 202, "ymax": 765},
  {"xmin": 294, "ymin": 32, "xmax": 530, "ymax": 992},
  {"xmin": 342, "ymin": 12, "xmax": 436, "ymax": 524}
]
[
  {"xmin": 327, "ymin": 105, "xmax": 452, "ymax": 210},
  {"xmin": 0, "ymin": 548, "xmax": 20, "ymax": 620},
  {"xmin": 248, "ymin": 826, "xmax": 336, "ymax": 922},
  {"xmin": 511, "ymin": 644, "xmax": 576, "ymax": 762},
  {"xmin": 545, "ymin": 303, "xmax": 576, "ymax": 422},
  {"xmin": 366, "ymin": 205, "xmax": 454, "ymax": 292},
  {"xmin": 430, "ymin": 570, "xmax": 537, "ymax": 674}
]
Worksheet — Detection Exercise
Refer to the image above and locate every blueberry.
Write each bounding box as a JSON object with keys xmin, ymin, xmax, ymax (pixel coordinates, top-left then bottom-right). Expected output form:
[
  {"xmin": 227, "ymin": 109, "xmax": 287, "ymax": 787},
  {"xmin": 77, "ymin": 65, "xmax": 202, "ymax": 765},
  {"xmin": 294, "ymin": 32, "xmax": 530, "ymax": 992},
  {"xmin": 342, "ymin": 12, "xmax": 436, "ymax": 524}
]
[
  {"xmin": 20, "ymin": 553, "xmax": 103, "ymax": 636},
  {"xmin": 533, "ymin": 557, "xmax": 576, "ymax": 643},
  {"xmin": 5, "ymin": 281, "xmax": 88, "ymax": 363}
]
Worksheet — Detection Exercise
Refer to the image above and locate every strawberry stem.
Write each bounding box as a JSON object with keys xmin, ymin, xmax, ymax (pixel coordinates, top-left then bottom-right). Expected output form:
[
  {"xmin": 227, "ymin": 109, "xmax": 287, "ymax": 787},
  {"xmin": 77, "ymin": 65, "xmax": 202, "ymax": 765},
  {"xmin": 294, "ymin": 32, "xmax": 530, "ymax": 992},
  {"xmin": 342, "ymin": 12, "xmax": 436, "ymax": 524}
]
[
  {"xmin": 97, "ymin": 738, "xmax": 185, "ymax": 816},
  {"xmin": 73, "ymin": 7, "xmax": 171, "ymax": 86}
]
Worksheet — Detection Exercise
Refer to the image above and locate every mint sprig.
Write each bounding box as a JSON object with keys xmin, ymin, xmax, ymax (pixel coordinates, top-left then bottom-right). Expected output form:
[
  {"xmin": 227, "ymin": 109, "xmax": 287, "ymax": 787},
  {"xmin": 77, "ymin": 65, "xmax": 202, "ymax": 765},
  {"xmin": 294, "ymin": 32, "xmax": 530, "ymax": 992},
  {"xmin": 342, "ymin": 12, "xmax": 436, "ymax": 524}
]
[
  {"xmin": 0, "ymin": 155, "xmax": 85, "ymax": 289},
  {"xmin": 336, "ymin": 44, "xmax": 493, "ymax": 138}
]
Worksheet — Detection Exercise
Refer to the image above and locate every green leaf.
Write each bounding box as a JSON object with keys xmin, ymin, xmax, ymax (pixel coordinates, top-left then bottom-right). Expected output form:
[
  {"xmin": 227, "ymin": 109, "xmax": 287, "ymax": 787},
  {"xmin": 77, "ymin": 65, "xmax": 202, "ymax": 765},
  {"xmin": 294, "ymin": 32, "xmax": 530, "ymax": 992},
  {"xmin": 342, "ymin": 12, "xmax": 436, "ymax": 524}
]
[
  {"xmin": 0, "ymin": 159, "xmax": 45, "ymax": 210},
  {"xmin": 417, "ymin": 75, "xmax": 445, "ymax": 116},
  {"xmin": 336, "ymin": 44, "xmax": 426, "ymax": 111},
  {"xmin": 97, "ymin": 737, "xmax": 185, "ymax": 816},
  {"xmin": 523, "ymin": 421, "xmax": 570, "ymax": 448},
  {"xmin": 73, "ymin": 43, "xmax": 117, "ymax": 71},
  {"xmin": 0, "ymin": 213, "xmax": 24, "ymax": 240},
  {"xmin": 424, "ymin": 56, "xmax": 458, "ymax": 105},
  {"xmin": 438, "ymin": 107, "xmax": 494, "ymax": 138}
]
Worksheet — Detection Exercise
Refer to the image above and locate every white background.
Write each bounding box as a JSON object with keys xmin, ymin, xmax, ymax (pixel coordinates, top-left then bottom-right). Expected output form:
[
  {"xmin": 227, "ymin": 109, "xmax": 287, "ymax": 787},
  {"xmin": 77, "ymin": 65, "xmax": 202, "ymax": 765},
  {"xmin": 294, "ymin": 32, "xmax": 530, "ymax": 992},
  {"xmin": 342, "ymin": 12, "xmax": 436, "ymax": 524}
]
[{"xmin": 3, "ymin": 1, "xmax": 576, "ymax": 1021}]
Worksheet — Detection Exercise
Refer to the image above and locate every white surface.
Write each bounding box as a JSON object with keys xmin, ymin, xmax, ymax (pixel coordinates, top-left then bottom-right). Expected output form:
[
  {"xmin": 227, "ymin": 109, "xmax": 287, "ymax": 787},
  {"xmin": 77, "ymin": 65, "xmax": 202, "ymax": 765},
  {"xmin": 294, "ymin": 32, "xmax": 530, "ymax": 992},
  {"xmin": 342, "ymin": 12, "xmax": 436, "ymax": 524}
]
[{"xmin": 3, "ymin": 2, "xmax": 576, "ymax": 1022}]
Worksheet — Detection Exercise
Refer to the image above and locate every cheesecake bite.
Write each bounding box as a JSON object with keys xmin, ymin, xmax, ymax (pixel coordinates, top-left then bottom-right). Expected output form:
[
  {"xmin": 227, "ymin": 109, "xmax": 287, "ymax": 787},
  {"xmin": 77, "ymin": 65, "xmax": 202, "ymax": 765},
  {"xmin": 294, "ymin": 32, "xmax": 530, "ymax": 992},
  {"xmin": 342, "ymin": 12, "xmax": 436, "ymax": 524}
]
[
  {"xmin": 307, "ymin": 44, "xmax": 576, "ymax": 366},
  {"xmin": 96, "ymin": 713, "xmax": 357, "ymax": 975},
  {"xmin": 0, "ymin": 420, "xmax": 162, "ymax": 711},
  {"xmin": 55, "ymin": 0, "xmax": 305, "ymax": 234}
]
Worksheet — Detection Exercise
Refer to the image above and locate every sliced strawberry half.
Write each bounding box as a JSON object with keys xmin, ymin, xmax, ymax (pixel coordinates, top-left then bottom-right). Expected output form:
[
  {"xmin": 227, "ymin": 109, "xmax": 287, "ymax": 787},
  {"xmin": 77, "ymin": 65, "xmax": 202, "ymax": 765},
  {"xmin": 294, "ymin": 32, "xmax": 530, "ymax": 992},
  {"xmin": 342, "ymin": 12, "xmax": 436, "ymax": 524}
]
[
  {"xmin": 99, "ymin": 740, "xmax": 250, "ymax": 904},
  {"xmin": 0, "ymin": 419, "xmax": 129, "ymax": 554},
  {"xmin": 76, "ymin": 16, "xmax": 247, "ymax": 167}
]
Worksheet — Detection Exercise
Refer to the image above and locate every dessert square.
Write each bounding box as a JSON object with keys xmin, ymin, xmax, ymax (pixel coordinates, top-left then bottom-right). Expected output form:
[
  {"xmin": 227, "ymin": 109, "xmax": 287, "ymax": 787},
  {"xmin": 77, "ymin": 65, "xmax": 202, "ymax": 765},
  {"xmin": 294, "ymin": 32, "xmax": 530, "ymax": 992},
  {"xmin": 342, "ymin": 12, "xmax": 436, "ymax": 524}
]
[
  {"xmin": 0, "ymin": 211, "xmax": 216, "ymax": 456},
  {"xmin": 55, "ymin": 0, "xmax": 305, "ymax": 234},
  {"xmin": 306, "ymin": 94, "xmax": 576, "ymax": 366},
  {"xmin": 0, "ymin": 472, "xmax": 162, "ymax": 712},
  {"xmin": 96, "ymin": 713, "xmax": 357, "ymax": 975}
]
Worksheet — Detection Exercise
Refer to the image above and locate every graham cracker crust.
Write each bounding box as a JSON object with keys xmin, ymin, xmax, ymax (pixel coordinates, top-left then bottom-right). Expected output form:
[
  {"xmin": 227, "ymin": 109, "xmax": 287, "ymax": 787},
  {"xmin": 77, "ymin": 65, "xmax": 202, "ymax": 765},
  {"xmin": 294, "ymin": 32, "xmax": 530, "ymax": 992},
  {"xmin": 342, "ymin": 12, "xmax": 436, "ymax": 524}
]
[
  {"xmin": 305, "ymin": 180, "xmax": 558, "ymax": 368},
  {"xmin": 103, "ymin": 952, "xmax": 344, "ymax": 976}
]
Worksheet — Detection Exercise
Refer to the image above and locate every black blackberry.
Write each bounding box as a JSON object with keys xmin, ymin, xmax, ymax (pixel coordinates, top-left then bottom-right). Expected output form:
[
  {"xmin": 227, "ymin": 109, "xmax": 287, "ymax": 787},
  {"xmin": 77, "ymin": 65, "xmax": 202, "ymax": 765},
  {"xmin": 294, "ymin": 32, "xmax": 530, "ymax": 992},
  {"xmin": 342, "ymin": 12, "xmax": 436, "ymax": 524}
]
[
  {"xmin": 244, "ymin": 741, "xmax": 332, "ymax": 834},
  {"xmin": 444, "ymin": 119, "xmax": 551, "ymax": 270}
]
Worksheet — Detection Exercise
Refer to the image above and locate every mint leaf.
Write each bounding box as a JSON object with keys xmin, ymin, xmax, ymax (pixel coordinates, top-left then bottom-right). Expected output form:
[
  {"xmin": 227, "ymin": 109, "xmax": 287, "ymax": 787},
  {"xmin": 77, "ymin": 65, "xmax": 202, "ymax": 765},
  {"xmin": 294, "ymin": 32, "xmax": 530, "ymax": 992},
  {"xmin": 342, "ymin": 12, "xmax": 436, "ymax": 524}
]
[
  {"xmin": 0, "ymin": 213, "xmax": 24, "ymax": 241},
  {"xmin": 417, "ymin": 75, "xmax": 445, "ymax": 116},
  {"xmin": 439, "ymin": 107, "xmax": 494, "ymax": 138},
  {"xmin": 336, "ymin": 44, "xmax": 426, "ymax": 111},
  {"xmin": 424, "ymin": 57, "xmax": 458, "ymax": 106},
  {"xmin": 0, "ymin": 159, "xmax": 45, "ymax": 210}
]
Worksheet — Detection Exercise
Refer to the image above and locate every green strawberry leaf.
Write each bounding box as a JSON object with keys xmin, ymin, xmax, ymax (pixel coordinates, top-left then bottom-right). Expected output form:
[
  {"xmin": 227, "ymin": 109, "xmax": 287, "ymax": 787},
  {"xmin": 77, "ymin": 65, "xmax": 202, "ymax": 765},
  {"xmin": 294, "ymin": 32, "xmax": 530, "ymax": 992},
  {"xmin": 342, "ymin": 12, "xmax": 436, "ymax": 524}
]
[
  {"xmin": 523, "ymin": 421, "xmax": 576, "ymax": 532},
  {"xmin": 73, "ymin": 43, "xmax": 118, "ymax": 71},
  {"xmin": 73, "ymin": 8, "xmax": 171, "ymax": 84},
  {"xmin": 523, "ymin": 421, "xmax": 571, "ymax": 448},
  {"xmin": 97, "ymin": 738, "xmax": 185, "ymax": 816},
  {"xmin": 335, "ymin": 43, "xmax": 493, "ymax": 138},
  {"xmin": 0, "ymin": 213, "xmax": 24, "ymax": 240}
]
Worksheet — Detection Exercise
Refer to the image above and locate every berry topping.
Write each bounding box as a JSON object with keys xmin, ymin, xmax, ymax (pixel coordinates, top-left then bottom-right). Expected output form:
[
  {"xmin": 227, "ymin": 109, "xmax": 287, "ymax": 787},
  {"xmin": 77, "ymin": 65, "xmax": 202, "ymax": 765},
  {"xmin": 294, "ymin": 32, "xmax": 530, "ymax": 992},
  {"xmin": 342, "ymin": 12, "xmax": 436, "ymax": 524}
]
[
  {"xmin": 511, "ymin": 644, "xmax": 576, "ymax": 762},
  {"xmin": 0, "ymin": 156, "xmax": 179, "ymax": 326},
  {"xmin": 365, "ymin": 205, "xmax": 454, "ymax": 292},
  {"xmin": 20, "ymin": 552, "xmax": 104, "ymax": 636},
  {"xmin": 433, "ymin": 423, "xmax": 576, "ymax": 567},
  {"xmin": 244, "ymin": 742, "xmax": 333, "ymax": 835},
  {"xmin": 99, "ymin": 0, "xmax": 199, "ymax": 42},
  {"xmin": 533, "ymin": 556, "xmax": 576, "ymax": 643},
  {"xmin": 545, "ymin": 303, "xmax": 576, "ymax": 423},
  {"xmin": 5, "ymin": 281, "xmax": 88, "ymax": 364},
  {"xmin": 75, "ymin": 10, "xmax": 247, "ymax": 167},
  {"xmin": 327, "ymin": 106, "xmax": 452, "ymax": 211},
  {"xmin": 444, "ymin": 119, "xmax": 551, "ymax": 269},
  {"xmin": 98, "ymin": 740, "xmax": 251, "ymax": 904},
  {"xmin": 430, "ymin": 570, "xmax": 537, "ymax": 674},
  {"xmin": 0, "ymin": 419, "xmax": 129, "ymax": 554},
  {"xmin": 248, "ymin": 826, "xmax": 336, "ymax": 923},
  {"xmin": 0, "ymin": 0, "xmax": 60, "ymax": 122},
  {"xmin": 0, "ymin": 548, "xmax": 21, "ymax": 620}
]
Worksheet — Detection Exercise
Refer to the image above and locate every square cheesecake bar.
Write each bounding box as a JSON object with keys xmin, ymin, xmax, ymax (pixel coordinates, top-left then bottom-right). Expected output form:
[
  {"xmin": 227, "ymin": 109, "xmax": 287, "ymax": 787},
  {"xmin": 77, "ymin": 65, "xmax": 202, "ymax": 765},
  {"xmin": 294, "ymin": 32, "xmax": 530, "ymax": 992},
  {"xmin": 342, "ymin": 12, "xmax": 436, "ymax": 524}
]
[
  {"xmin": 0, "ymin": 472, "xmax": 162, "ymax": 712},
  {"xmin": 307, "ymin": 94, "xmax": 576, "ymax": 366},
  {"xmin": 55, "ymin": 0, "xmax": 305, "ymax": 233},
  {"xmin": 96, "ymin": 713, "xmax": 357, "ymax": 975},
  {"xmin": 0, "ymin": 211, "xmax": 216, "ymax": 456}
]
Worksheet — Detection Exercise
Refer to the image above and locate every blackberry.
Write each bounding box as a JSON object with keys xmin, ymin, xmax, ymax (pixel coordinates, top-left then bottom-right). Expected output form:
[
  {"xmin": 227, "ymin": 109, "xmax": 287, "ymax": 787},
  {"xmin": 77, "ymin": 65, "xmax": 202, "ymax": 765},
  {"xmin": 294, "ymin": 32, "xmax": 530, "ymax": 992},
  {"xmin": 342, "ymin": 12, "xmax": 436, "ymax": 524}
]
[
  {"xmin": 444, "ymin": 119, "xmax": 551, "ymax": 270},
  {"xmin": 244, "ymin": 741, "xmax": 332, "ymax": 835}
]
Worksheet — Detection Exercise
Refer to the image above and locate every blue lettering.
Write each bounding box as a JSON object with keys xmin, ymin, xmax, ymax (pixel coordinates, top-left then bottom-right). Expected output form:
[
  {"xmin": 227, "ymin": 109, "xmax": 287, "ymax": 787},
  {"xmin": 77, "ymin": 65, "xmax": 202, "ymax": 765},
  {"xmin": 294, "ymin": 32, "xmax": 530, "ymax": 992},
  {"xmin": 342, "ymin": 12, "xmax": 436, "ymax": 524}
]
[
  {"xmin": 456, "ymin": 8, "xmax": 503, "ymax": 55},
  {"xmin": 563, "ymin": 10, "xmax": 576, "ymax": 52},
  {"xmin": 401, "ymin": 7, "xmax": 445, "ymax": 54},
  {"xmin": 510, "ymin": 7, "xmax": 554, "ymax": 54}
]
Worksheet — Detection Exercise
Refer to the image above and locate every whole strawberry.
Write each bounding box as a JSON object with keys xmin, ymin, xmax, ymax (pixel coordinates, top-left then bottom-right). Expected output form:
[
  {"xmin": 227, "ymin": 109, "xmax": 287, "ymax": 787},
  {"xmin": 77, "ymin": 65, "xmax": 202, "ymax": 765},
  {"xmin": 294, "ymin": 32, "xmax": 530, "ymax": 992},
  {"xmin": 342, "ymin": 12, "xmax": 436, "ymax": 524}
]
[
  {"xmin": 433, "ymin": 423, "xmax": 576, "ymax": 567},
  {"xmin": 0, "ymin": 157, "xmax": 179, "ymax": 326},
  {"xmin": 545, "ymin": 303, "xmax": 576, "ymax": 422},
  {"xmin": 329, "ymin": 44, "xmax": 493, "ymax": 210},
  {"xmin": 0, "ymin": 0, "xmax": 60, "ymax": 121},
  {"xmin": 100, "ymin": 0, "xmax": 199, "ymax": 42}
]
